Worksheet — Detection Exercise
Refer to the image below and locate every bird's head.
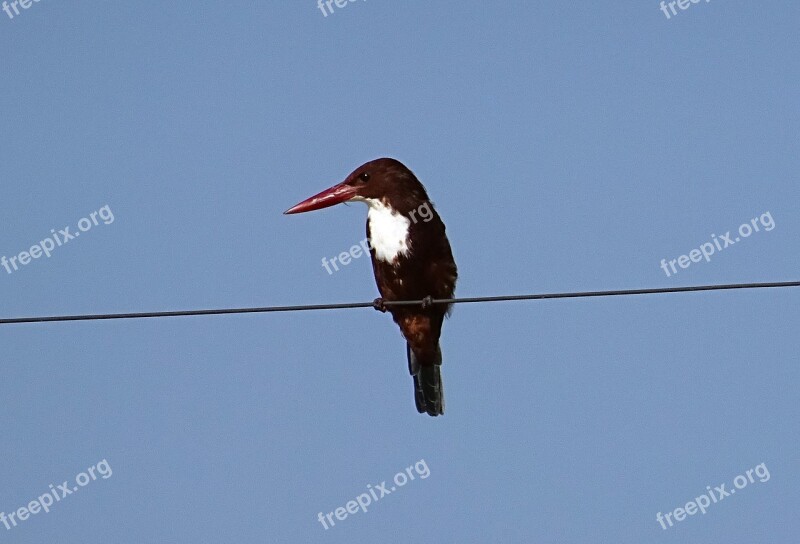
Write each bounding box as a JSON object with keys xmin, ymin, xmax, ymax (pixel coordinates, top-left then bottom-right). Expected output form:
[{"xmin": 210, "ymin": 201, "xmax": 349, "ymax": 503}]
[{"xmin": 284, "ymin": 158, "xmax": 430, "ymax": 215}]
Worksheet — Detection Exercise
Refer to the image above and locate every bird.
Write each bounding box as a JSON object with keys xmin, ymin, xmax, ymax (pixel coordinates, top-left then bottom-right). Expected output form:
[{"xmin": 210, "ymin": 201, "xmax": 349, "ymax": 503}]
[{"xmin": 284, "ymin": 158, "xmax": 458, "ymax": 416}]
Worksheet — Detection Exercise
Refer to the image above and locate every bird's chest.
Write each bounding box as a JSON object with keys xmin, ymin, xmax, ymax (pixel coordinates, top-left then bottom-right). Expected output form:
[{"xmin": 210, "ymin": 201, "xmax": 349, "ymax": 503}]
[{"xmin": 367, "ymin": 206, "xmax": 411, "ymax": 264}]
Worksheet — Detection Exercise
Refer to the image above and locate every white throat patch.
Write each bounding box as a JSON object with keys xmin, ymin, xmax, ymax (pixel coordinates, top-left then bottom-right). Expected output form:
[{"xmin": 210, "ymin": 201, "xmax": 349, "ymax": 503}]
[{"xmin": 361, "ymin": 198, "xmax": 411, "ymax": 263}]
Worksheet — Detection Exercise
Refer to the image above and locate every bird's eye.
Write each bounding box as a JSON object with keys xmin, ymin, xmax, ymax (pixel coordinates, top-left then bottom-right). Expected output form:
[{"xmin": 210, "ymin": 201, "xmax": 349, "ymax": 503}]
[{"xmin": 359, "ymin": 172, "xmax": 370, "ymax": 182}]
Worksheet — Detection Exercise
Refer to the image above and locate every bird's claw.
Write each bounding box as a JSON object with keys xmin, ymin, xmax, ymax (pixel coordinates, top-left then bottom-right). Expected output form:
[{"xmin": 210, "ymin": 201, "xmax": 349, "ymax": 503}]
[
  {"xmin": 421, "ymin": 295, "xmax": 434, "ymax": 309},
  {"xmin": 372, "ymin": 297, "xmax": 388, "ymax": 313}
]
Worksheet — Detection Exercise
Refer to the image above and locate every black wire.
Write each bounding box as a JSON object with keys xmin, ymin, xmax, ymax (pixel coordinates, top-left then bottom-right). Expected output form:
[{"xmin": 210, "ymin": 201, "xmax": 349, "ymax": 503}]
[{"xmin": 0, "ymin": 281, "xmax": 797, "ymax": 325}]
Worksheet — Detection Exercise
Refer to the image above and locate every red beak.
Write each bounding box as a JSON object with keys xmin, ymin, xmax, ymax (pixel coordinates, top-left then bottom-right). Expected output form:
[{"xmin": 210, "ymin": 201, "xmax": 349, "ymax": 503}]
[{"xmin": 283, "ymin": 182, "xmax": 358, "ymax": 215}]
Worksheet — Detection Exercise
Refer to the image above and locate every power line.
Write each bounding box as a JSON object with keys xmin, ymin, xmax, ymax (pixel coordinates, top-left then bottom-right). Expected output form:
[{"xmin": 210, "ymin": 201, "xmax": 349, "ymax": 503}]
[{"xmin": 0, "ymin": 281, "xmax": 797, "ymax": 325}]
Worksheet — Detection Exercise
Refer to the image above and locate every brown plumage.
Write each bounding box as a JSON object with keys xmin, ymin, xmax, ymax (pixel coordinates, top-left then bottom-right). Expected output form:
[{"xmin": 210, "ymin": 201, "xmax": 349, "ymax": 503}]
[{"xmin": 285, "ymin": 158, "xmax": 458, "ymax": 416}]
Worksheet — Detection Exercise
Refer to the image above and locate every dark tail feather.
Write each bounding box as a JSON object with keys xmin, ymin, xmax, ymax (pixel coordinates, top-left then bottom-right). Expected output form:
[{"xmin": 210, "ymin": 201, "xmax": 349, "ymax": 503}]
[{"xmin": 407, "ymin": 344, "xmax": 444, "ymax": 417}]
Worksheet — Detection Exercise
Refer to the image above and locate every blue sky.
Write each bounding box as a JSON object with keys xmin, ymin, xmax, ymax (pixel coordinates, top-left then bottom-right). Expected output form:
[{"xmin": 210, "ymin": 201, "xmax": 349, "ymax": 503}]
[{"xmin": 1, "ymin": 1, "xmax": 798, "ymax": 542}]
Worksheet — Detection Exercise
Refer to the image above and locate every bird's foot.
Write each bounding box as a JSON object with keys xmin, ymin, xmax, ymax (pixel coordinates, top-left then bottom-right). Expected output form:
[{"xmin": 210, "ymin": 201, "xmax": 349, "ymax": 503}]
[
  {"xmin": 421, "ymin": 295, "xmax": 434, "ymax": 309},
  {"xmin": 372, "ymin": 297, "xmax": 388, "ymax": 313}
]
